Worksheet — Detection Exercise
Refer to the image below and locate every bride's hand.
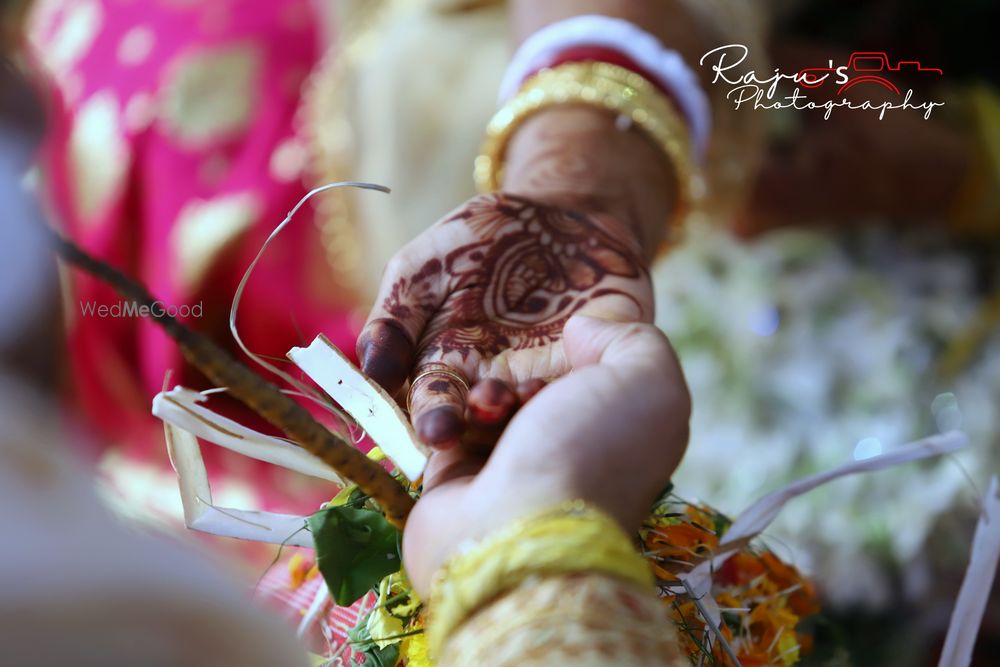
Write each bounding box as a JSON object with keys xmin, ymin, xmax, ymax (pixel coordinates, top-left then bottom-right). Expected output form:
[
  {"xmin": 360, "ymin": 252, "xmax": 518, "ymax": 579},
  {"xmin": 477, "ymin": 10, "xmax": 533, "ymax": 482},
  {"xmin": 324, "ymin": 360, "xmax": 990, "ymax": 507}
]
[
  {"xmin": 356, "ymin": 192, "xmax": 653, "ymax": 448},
  {"xmin": 357, "ymin": 106, "xmax": 676, "ymax": 449}
]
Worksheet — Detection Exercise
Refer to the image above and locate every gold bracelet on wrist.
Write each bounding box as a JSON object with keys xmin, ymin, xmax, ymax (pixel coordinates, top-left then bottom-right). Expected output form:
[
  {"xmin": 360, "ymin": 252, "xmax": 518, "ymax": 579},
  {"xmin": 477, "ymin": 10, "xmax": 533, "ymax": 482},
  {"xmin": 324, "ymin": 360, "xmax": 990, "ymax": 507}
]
[
  {"xmin": 425, "ymin": 499, "xmax": 654, "ymax": 659},
  {"xmin": 474, "ymin": 61, "xmax": 695, "ymax": 230}
]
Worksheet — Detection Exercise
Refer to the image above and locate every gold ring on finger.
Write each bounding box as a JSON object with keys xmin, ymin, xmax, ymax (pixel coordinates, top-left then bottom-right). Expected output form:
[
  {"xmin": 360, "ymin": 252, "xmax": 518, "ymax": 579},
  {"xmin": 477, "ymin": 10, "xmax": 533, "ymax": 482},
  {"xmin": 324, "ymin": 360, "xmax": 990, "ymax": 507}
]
[{"xmin": 406, "ymin": 366, "xmax": 470, "ymax": 414}]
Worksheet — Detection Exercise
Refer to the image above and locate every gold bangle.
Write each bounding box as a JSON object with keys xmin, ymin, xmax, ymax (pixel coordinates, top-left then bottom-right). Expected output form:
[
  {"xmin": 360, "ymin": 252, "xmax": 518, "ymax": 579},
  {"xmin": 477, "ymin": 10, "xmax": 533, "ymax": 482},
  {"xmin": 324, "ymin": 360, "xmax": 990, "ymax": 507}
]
[
  {"xmin": 426, "ymin": 500, "xmax": 654, "ymax": 659},
  {"xmin": 474, "ymin": 61, "xmax": 694, "ymax": 229}
]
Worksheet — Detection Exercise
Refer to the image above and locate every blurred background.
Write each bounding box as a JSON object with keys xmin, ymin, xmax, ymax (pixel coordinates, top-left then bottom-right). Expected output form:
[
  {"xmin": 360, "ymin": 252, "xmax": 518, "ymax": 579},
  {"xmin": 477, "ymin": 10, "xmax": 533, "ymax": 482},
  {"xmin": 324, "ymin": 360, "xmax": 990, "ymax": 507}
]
[{"xmin": 3, "ymin": 0, "xmax": 999, "ymax": 664}]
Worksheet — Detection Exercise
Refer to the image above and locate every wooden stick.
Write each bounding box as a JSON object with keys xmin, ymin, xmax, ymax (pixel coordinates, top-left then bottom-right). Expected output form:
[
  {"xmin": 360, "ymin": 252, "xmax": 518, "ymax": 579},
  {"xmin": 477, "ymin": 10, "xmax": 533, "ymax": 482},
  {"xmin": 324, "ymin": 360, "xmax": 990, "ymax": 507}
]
[{"xmin": 50, "ymin": 228, "xmax": 414, "ymax": 527}]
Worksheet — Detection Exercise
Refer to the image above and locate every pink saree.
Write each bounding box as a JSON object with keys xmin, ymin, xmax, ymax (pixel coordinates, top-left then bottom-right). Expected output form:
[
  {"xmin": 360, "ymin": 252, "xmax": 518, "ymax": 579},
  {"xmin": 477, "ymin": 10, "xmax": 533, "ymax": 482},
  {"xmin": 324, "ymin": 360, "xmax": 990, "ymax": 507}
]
[{"xmin": 31, "ymin": 0, "xmax": 357, "ymax": 511}]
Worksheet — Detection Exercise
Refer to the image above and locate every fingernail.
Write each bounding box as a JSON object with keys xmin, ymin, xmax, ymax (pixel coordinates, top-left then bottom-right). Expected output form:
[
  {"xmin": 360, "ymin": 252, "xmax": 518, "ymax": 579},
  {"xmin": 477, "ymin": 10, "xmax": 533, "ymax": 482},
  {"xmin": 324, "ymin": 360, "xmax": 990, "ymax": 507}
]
[
  {"xmin": 416, "ymin": 406, "xmax": 464, "ymax": 448},
  {"xmin": 467, "ymin": 379, "xmax": 517, "ymax": 425},
  {"xmin": 357, "ymin": 319, "xmax": 413, "ymax": 392}
]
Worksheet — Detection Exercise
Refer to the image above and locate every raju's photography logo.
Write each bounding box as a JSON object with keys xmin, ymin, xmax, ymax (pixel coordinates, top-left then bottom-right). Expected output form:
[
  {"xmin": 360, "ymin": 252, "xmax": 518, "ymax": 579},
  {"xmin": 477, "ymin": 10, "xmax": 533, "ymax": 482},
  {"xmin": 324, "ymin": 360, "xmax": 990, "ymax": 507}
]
[
  {"xmin": 700, "ymin": 44, "xmax": 945, "ymax": 119},
  {"xmin": 79, "ymin": 300, "xmax": 203, "ymax": 319}
]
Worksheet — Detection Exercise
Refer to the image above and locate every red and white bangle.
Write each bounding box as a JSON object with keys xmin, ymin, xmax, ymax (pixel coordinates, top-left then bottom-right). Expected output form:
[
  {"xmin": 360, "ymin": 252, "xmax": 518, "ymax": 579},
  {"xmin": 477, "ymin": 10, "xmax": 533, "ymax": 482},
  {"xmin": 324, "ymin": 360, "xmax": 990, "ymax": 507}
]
[{"xmin": 498, "ymin": 14, "xmax": 711, "ymax": 161}]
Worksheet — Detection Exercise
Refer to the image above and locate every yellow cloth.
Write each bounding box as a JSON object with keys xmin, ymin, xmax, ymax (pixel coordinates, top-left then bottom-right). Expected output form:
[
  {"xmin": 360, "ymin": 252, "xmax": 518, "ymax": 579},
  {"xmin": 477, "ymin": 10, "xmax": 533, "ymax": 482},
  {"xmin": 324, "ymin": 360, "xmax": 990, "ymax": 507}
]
[
  {"xmin": 425, "ymin": 501, "xmax": 655, "ymax": 658},
  {"xmin": 436, "ymin": 574, "xmax": 687, "ymax": 667}
]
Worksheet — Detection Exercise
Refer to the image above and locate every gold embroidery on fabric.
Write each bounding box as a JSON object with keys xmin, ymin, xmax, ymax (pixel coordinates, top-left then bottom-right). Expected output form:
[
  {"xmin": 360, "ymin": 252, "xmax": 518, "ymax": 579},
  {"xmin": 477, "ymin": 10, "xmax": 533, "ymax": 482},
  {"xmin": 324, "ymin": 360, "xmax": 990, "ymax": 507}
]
[
  {"xmin": 440, "ymin": 575, "xmax": 687, "ymax": 667},
  {"xmin": 36, "ymin": 0, "xmax": 102, "ymax": 77},
  {"xmin": 160, "ymin": 43, "xmax": 259, "ymax": 147},
  {"xmin": 171, "ymin": 193, "xmax": 259, "ymax": 290},
  {"xmin": 269, "ymin": 136, "xmax": 308, "ymax": 183},
  {"xmin": 70, "ymin": 90, "xmax": 130, "ymax": 225},
  {"xmin": 123, "ymin": 91, "xmax": 156, "ymax": 132},
  {"xmin": 116, "ymin": 24, "xmax": 155, "ymax": 66}
]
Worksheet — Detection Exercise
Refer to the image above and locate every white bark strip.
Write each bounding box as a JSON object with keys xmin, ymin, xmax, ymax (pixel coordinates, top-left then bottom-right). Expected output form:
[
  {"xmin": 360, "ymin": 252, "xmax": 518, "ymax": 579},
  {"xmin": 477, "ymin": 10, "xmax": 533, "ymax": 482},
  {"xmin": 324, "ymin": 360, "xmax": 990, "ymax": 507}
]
[
  {"xmin": 162, "ymin": 416, "xmax": 314, "ymax": 547},
  {"xmin": 289, "ymin": 334, "xmax": 428, "ymax": 481},
  {"xmin": 154, "ymin": 386, "xmax": 343, "ymax": 483},
  {"xmin": 721, "ymin": 431, "xmax": 968, "ymax": 553},
  {"xmin": 938, "ymin": 475, "xmax": 1000, "ymax": 667},
  {"xmin": 676, "ymin": 431, "xmax": 969, "ymax": 628}
]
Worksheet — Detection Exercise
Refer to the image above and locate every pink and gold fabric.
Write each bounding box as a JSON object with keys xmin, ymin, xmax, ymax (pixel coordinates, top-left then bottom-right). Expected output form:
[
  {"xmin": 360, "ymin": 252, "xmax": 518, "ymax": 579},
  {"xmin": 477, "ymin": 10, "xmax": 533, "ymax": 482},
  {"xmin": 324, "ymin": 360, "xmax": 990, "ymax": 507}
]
[{"xmin": 29, "ymin": 0, "xmax": 355, "ymax": 510}]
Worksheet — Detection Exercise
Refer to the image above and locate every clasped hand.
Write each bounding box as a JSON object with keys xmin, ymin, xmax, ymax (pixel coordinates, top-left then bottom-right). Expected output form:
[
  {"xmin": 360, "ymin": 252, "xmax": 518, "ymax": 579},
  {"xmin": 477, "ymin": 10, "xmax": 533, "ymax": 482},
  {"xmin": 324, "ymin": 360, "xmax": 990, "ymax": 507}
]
[{"xmin": 356, "ymin": 192, "xmax": 690, "ymax": 595}]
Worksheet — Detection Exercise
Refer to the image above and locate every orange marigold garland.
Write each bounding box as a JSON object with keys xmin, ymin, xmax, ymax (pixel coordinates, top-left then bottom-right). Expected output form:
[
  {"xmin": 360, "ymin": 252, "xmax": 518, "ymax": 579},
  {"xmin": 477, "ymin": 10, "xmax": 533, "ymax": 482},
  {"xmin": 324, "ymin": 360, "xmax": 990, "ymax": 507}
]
[
  {"xmin": 642, "ymin": 494, "xmax": 820, "ymax": 666},
  {"xmin": 332, "ymin": 488, "xmax": 822, "ymax": 667}
]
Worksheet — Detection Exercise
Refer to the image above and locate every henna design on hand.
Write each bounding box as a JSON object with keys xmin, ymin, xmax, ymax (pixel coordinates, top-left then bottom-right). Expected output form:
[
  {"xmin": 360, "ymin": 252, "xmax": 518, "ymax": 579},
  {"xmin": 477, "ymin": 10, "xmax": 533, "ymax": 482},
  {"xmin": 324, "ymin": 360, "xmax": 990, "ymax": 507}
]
[
  {"xmin": 359, "ymin": 191, "xmax": 652, "ymax": 448},
  {"xmin": 382, "ymin": 258, "xmax": 443, "ymax": 322},
  {"xmin": 357, "ymin": 258, "xmax": 442, "ymax": 391},
  {"xmin": 417, "ymin": 193, "xmax": 648, "ymax": 362}
]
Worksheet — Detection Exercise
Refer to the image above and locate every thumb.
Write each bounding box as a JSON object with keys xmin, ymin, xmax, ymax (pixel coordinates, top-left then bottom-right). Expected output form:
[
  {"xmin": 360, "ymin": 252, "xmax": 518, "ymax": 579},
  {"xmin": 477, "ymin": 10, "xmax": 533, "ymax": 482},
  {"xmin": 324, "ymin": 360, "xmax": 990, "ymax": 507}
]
[{"xmin": 563, "ymin": 314, "xmax": 673, "ymax": 370}]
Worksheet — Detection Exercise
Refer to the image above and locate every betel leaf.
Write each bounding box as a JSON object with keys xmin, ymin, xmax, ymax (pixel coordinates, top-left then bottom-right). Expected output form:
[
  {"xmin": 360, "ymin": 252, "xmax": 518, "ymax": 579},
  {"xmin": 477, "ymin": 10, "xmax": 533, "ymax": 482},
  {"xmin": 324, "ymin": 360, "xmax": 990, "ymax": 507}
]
[{"xmin": 308, "ymin": 506, "xmax": 402, "ymax": 606}]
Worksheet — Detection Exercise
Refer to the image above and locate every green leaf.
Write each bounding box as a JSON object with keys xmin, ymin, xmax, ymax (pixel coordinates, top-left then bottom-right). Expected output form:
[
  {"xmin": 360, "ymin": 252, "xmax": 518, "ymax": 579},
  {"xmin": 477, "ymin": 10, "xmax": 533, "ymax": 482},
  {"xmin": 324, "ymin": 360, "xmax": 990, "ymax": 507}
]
[
  {"xmin": 366, "ymin": 642, "xmax": 400, "ymax": 667},
  {"xmin": 652, "ymin": 481, "xmax": 674, "ymax": 505},
  {"xmin": 352, "ymin": 643, "xmax": 399, "ymax": 667},
  {"xmin": 347, "ymin": 611, "xmax": 402, "ymax": 667},
  {"xmin": 346, "ymin": 617, "xmax": 372, "ymax": 647},
  {"xmin": 308, "ymin": 506, "xmax": 402, "ymax": 606}
]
